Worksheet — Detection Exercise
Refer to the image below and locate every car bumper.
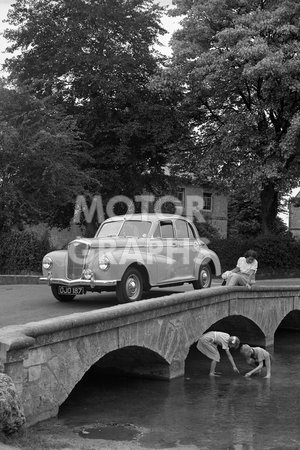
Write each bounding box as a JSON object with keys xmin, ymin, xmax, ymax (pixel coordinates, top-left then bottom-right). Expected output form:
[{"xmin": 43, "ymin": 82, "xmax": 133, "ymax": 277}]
[{"xmin": 39, "ymin": 276, "xmax": 117, "ymax": 288}]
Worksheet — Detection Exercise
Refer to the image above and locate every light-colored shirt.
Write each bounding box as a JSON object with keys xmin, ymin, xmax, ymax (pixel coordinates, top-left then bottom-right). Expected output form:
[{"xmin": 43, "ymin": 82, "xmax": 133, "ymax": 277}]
[
  {"xmin": 252, "ymin": 347, "xmax": 270, "ymax": 362},
  {"xmin": 237, "ymin": 257, "xmax": 258, "ymax": 275},
  {"xmin": 212, "ymin": 331, "xmax": 230, "ymax": 350}
]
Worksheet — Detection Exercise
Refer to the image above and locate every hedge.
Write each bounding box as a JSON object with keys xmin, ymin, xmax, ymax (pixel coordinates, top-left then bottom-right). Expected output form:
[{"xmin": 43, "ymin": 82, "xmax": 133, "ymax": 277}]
[
  {"xmin": 208, "ymin": 235, "xmax": 300, "ymax": 278},
  {"xmin": 0, "ymin": 230, "xmax": 52, "ymax": 274}
]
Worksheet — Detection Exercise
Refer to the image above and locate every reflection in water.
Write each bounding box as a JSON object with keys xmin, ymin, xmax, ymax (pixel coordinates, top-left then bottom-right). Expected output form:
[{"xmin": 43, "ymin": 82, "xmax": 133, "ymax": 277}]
[{"xmin": 54, "ymin": 330, "xmax": 300, "ymax": 449}]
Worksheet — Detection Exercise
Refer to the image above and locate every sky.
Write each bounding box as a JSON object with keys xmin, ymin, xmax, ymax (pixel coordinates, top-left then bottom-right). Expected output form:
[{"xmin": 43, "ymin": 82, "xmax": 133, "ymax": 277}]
[
  {"xmin": 0, "ymin": 0, "xmax": 12, "ymax": 68},
  {"xmin": 0, "ymin": 0, "xmax": 298, "ymax": 222}
]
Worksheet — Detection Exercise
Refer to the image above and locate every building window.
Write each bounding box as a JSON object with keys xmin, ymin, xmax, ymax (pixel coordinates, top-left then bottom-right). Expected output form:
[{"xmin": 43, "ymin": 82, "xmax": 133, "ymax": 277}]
[{"xmin": 203, "ymin": 192, "xmax": 212, "ymax": 211}]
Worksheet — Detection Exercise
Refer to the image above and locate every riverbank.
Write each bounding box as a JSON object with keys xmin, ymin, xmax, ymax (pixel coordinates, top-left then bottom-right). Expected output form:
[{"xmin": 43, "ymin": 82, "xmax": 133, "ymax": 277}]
[{"xmin": 1, "ymin": 421, "xmax": 198, "ymax": 450}]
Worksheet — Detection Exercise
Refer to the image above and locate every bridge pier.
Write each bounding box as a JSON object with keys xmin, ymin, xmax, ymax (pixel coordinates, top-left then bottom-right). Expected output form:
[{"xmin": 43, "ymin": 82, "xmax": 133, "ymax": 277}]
[
  {"xmin": 128, "ymin": 359, "xmax": 185, "ymax": 380},
  {"xmin": 265, "ymin": 334, "xmax": 275, "ymax": 348},
  {"xmin": 122, "ymin": 358, "xmax": 185, "ymax": 380},
  {"xmin": 124, "ymin": 359, "xmax": 184, "ymax": 380},
  {"xmin": 166, "ymin": 359, "xmax": 185, "ymax": 379}
]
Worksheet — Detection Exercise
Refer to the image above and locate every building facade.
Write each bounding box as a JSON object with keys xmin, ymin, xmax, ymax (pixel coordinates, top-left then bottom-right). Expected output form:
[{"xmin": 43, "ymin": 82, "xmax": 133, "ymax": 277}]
[
  {"xmin": 289, "ymin": 191, "xmax": 300, "ymax": 239},
  {"xmin": 177, "ymin": 185, "xmax": 228, "ymax": 238}
]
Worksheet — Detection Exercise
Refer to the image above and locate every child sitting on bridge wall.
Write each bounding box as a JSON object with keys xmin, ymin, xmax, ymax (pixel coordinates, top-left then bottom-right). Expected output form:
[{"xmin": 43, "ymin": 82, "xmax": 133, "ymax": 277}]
[
  {"xmin": 240, "ymin": 344, "xmax": 271, "ymax": 379},
  {"xmin": 196, "ymin": 331, "xmax": 240, "ymax": 376},
  {"xmin": 222, "ymin": 249, "xmax": 258, "ymax": 289}
]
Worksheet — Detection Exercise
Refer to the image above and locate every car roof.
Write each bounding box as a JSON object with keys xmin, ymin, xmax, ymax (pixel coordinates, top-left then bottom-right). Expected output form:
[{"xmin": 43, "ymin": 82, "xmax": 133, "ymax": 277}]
[{"xmin": 103, "ymin": 213, "xmax": 190, "ymax": 222}]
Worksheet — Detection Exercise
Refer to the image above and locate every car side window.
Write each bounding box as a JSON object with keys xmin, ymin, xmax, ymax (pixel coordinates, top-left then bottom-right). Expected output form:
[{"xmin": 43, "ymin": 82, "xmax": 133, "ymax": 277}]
[
  {"xmin": 175, "ymin": 219, "xmax": 189, "ymax": 239},
  {"xmin": 160, "ymin": 221, "xmax": 174, "ymax": 238},
  {"xmin": 187, "ymin": 223, "xmax": 196, "ymax": 239},
  {"xmin": 153, "ymin": 224, "xmax": 161, "ymax": 238}
]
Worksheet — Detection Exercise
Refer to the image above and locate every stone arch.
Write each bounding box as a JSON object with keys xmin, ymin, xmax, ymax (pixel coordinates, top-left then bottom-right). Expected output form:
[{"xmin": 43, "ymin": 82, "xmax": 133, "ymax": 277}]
[
  {"xmin": 205, "ymin": 315, "xmax": 266, "ymax": 346},
  {"xmin": 253, "ymin": 308, "xmax": 296, "ymax": 347},
  {"xmin": 93, "ymin": 345, "xmax": 171, "ymax": 379},
  {"xmin": 275, "ymin": 309, "xmax": 300, "ymax": 333},
  {"xmin": 117, "ymin": 315, "xmax": 194, "ymax": 378},
  {"xmin": 58, "ymin": 346, "xmax": 172, "ymax": 415},
  {"xmin": 23, "ymin": 329, "xmax": 126, "ymax": 422},
  {"xmin": 191, "ymin": 305, "xmax": 267, "ymax": 346},
  {"xmin": 231, "ymin": 296, "xmax": 296, "ymax": 346},
  {"xmin": 192, "ymin": 302, "xmax": 232, "ymax": 339},
  {"xmin": 273, "ymin": 309, "xmax": 300, "ymax": 351},
  {"xmin": 36, "ymin": 323, "xmax": 181, "ymax": 420}
]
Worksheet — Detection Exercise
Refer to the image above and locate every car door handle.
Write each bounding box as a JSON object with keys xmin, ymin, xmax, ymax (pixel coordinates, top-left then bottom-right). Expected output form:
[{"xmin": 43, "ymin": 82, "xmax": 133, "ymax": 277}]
[{"xmin": 171, "ymin": 242, "xmax": 177, "ymax": 247}]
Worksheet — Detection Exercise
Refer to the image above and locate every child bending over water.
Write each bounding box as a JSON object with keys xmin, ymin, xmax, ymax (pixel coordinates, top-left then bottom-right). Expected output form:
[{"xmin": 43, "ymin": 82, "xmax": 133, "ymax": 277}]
[
  {"xmin": 240, "ymin": 344, "xmax": 271, "ymax": 378},
  {"xmin": 196, "ymin": 331, "xmax": 240, "ymax": 376}
]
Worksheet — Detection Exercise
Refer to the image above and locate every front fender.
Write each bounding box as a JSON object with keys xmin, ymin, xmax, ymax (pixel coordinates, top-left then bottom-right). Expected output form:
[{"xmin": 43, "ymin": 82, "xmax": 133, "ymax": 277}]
[
  {"xmin": 42, "ymin": 250, "xmax": 68, "ymax": 278},
  {"xmin": 95, "ymin": 247, "xmax": 155, "ymax": 284}
]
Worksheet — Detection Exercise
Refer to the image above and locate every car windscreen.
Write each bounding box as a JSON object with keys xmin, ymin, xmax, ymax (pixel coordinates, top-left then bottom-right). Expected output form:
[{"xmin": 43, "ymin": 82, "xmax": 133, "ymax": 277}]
[
  {"xmin": 96, "ymin": 221, "xmax": 123, "ymax": 237},
  {"xmin": 118, "ymin": 221, "xmax": 151, "ymax": 238},
  {"xmin": 97, "ymin": 220, "xmax": 151, "ymax": 238}
]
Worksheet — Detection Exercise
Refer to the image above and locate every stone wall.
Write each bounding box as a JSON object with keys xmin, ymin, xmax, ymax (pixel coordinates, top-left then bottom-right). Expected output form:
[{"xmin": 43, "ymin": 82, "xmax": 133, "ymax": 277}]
[{"xmin": 289, "ymin": 202, "xmax": 300, "ymax": 240}]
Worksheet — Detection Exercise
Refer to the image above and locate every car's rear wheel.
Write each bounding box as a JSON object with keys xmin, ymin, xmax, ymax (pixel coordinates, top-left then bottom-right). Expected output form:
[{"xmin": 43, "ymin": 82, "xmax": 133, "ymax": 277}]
[
  {"xmin": 51, "ymin": 285, "xmax": 76, "ymax": 302},
  {"xmin": 116, "ymin": 268, "xmax": 144, "ymax": 303},
  {"xmin": 193, "ymin": 264, "xmax": 212, "ymax": 289}
]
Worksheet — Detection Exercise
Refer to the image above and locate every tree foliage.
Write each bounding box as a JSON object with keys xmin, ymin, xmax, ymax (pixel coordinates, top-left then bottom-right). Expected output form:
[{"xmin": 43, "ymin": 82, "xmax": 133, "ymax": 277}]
[
  {"xmin": 2, "ymin": 0, "xmax": 186, "ymax": 229},
  {"xmin": 0, "ymin": 82, "xmax": 98, "ymax": 231},
  {"xmin": 169, "ymin": 0, "xmax": 300, "ymax": 233},
  {"xmin": 3, "ymin": 0, "xmax": 180, "ymax": 195},
  {"xmin": 227, "ymin": 185, "xmax": 289, "ymax": 237}
]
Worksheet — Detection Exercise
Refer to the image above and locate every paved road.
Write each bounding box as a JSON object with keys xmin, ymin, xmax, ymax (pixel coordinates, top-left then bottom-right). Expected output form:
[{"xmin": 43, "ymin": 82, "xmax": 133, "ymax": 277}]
[{"xmin": 0, "ymin": 279, "xmax": 299, "ymax": 328}]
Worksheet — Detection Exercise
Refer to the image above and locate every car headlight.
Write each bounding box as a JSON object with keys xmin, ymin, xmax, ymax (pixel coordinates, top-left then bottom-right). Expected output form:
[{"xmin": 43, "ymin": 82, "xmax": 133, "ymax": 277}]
[
  {"xmin": 99, "ymin": 256, "xmax": 110, "ymax": 271},
  {"xmin": 42, "ymin": 256, "xmax": 53, "ymax": 270}
]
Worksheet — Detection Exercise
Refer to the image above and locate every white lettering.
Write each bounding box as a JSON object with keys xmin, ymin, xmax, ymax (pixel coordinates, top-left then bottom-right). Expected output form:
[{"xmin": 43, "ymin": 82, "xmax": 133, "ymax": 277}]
[
  {"xmin": 154, "ymin": 195, "xmax": 183, "ymax": 215},
  {"xmin": 73, "ymin": 195, "xmax": 105, "ymax": 224},
  {"xmin": 135, "ymin": 194, "xmax": 155, "ymax": 213},
  {"xmin": 185, "ymin": 195, "xmax": 206, "ymax": 222},
  {"xmin": 106, "ymin": 195, "xmax": 135, "ymax": 218}
]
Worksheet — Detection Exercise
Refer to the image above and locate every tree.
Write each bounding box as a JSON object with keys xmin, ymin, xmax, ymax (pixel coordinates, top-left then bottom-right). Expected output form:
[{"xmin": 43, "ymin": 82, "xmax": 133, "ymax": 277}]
[
  {"xmin": 227, "ymin": 188, "xmax": 262, "ymax": 238},
  {"xmin": 169, "ymin": 0, "xmax": 300, "ymax": 234},
  {"xmin": 3, "ymin": 0, "xmax": 185, "ymax": 220},
  {"xmin": 227, "ymin": 186, "xmax": 289, "ymax": 238},
  {"xmin": 0, "ymin": 82, "xmax": 99, "ymax": 231}
]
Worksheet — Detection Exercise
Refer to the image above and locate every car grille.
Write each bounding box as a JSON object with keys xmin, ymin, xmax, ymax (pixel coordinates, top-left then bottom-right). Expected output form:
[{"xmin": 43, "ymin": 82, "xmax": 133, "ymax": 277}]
[{"xmin": 67, "ymin": 242, "xmax": 90, "ymax": 279}]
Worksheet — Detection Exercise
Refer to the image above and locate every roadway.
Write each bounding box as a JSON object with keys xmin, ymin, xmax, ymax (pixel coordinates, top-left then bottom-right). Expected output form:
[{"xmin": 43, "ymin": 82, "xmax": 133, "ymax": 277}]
[{"xmin": 0, "ymin": 278, "xmax": 300, "ymax": 328}]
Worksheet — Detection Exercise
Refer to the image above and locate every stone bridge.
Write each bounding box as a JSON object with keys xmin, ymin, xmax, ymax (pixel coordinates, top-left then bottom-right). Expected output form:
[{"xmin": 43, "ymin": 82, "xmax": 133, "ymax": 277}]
[{"xmin": 0, "ymin": 285, "xmax": 299, "ymax": 425}]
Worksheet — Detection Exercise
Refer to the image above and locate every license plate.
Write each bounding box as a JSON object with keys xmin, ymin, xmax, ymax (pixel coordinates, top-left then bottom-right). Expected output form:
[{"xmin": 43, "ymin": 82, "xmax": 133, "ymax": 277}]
[{"xmin": 58, "ymin": 286, "xmax": 85, "ymax": 295}]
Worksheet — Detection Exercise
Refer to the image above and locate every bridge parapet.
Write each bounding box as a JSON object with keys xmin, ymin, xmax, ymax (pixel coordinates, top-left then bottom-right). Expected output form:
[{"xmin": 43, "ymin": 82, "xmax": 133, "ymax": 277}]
[{"xmin": 0, "ymin": 285, "xmax": 299, "ymax": 425}]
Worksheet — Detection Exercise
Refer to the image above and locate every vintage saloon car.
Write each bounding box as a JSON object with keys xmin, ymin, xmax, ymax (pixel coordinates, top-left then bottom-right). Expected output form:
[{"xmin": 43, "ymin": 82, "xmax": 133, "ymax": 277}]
[{"xmin": 40, "ymin": 214, "xmax": 221, "ymax": 303}]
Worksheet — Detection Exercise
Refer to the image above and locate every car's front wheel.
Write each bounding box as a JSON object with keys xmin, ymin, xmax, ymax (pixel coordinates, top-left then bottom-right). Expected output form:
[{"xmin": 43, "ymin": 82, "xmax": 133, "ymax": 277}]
[
  {"xmin": 51, "ymin": 285, "xmax": 76, "ymax": 302},
  {"xmin": 116, "ymin": 268, "xmax": 144, "ymax": 303},
  {"xmin": 193, "ymin": 264, "xmax": 212, "ymax": 289}
]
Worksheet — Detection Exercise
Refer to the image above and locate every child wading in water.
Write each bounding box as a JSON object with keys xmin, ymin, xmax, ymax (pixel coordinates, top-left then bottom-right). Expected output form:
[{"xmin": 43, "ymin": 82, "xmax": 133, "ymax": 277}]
[
  {"xmin": 240, "ymin": 344, "xmax": 271, "ymax": 378},
  {"xmin": 196, "ymin": 331, "xmax": 240, "ymax": 376}
]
